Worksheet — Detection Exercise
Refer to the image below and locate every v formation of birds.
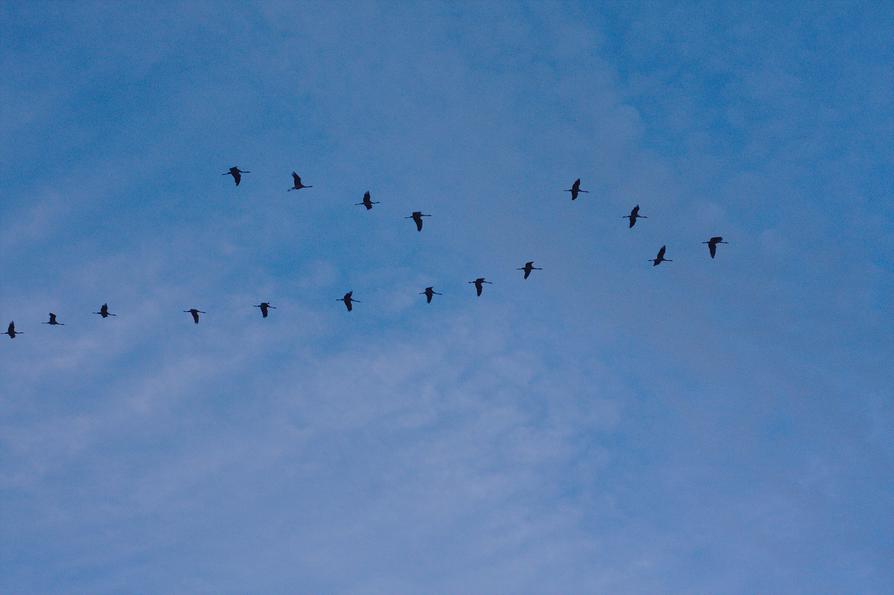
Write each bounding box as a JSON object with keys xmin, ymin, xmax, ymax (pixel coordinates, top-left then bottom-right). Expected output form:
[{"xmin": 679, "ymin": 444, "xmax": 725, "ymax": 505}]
[{"xmin": 3, "ymin": 171, "xmax": 727, "ymax": 338}]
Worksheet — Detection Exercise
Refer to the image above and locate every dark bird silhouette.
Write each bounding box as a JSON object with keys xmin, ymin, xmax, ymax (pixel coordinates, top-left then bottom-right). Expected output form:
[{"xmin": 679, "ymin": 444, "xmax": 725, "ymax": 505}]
[
  {"xmin": 517, "ymin": 261, "xmax": 542, "ymax": 280},
  {"xmin": 223, "ymin": 166, "xmax": 249, "ymax": 186},
  {"xmin": 703, "ymin": 236, "xmax": 728, "ymax": 259},
  {"xmin": 355, "ymin": 191, "xmax": 380, "ymax": 210},
  {"xmin": 184, "ymin": 308, "xmax": 206, "ymax": 324},
  {"xmin": 420, "ymin": 287, "xmax": 442, "ymax": 303},
  {"xmin": 565, "ymin": 178, "xmax": 589, "ymax": 201},
  {"xmin": 338, "ymin": 291, "xmax": 359, "ymax": 312},
  {"xmin": 651, "ymin": 245, "xmax": 672, "ymax": 266},
  {"xmin": 5, "ymin": 321, "xmax": 21, "ymax": 338},
  {"xmin": 254, "ymin": 302, "xmax": 276, "ymax": 318},
  {"xmin": 405, "ymin": 211, "xmax": 431, "ymax": 231},
  {"xmin": 623, "ymin": 205, "xmax": 647, "ymax": 228},
  {"xmin": 289, "ymin": 171, "xmax": 312, "ymax": 191},
  {"xmin": 42, "ymin": 313, "xmax": 64, "ymax": 326},
  {"xmin": 94, "ymin": 303, "xmax": 116, "ymax": 318},
  {"xmin": 468, "ymin": 277, "xmax": 492, "ymax": 296}
]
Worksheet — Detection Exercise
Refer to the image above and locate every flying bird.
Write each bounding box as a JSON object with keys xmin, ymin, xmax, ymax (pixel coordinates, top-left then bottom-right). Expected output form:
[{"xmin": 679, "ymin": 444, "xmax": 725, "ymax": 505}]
[
  {"xmin": 623, "ymin": 205, "xmax": 647, "ymax": 228},
  {"xmin": 94, "ymin": 303, "xmax": 116, "ymax": 318},
  {"xmin": 565, "ymin": 178, "xmax": 589, "ymax": 201},
  {"xmin": 5, "ymin": 321, "xmax": 21, "ymax": 338},
  {"xmin": 289, "ymin": 171, "xmax": 312, "ymax": 191},
  {"xmin": 420, "ymin": 287, "xmax": 442, "ymax": 303},
  {"xmin": 42, "ymin": 313, "xmax": 64, "ymax": 326},
  {"xmin": 184, "ymin": 308, "xmax": 206, "ymax": 324},
  {"xmin": 223, "ymin": 166, "xmax": 250, "ymax": 186},
  {"xmin": 405, "ymin": 211, "xmax": 431, "ymax": 231},
  {"xmin": 703, "ymin": 236, "xmax": 728, "ymax": 259},
  {"xmin": 651, "ymin": 245, "xmax": 672, "ymax": 266},
  {"xmin": 254, "ymin": 302, "xmax": 276, "ymax": 318},
  {"xmin": 355, "ymin": 191, "xmax": 380, "ymax": 210},
  {"xmin": 468, "ymin": 277, "xmax": 492, "ymax": 296},
  {"xmin": 517, "ymin": 261, "xmax": 542, "ymax": 280},
  {"xmin": 338, "ymin": 291, "xmax": 359, "ymax": 312}
]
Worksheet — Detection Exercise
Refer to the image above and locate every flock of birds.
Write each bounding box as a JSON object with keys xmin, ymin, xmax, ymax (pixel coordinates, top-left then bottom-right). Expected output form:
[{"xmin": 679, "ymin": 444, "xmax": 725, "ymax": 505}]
[{"xmin": 3, "ymin": 170, "xmax": 728, "ymax": 339}]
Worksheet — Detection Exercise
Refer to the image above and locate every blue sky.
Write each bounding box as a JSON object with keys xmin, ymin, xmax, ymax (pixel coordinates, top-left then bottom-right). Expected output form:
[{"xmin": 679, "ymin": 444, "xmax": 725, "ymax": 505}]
[{"xmin": 1, "ymin": 1, "xmax": 892, "ymax": 592}]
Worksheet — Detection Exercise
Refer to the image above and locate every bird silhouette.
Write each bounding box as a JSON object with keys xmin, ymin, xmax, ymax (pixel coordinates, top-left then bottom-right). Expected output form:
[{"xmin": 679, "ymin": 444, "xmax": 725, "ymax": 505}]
[
  {"xmin": 94, "ymin": 303, "xmax": 116, "ymax": 318},
  {"xmin": 355, "ymin": 191, "xmax": 380, "ymax": 210},
  {"xmin": 254, "ymin": 302, "xmax": 276, "ymax": 318},
  {"xmin": 42, "ymin": 313, "xmax": 64, "ymax": 326},
  {"xmin": 288, "ymin": 171, "xmax": 312, "ymax": 191},
  {"xmin": 5, "ymin": 321, "xmax": 21, "ymax": 338},
  {"xmin": 184, "ymin": 308, "xmax": 205, "ymax": 324},
  {"xmin": 651, "ymin": 245, "xmax": 672, "ymax": 266},
  {"xmin": 420, "ymin": 287, "xmax": 442, "ymax": 303},
  {"xmin": 223, "ymin": 166, "xmax": 249, "ymax": 186},
  {"xmin": 565, "ymin": 178, "xmax": 588, "ymax": 201},
  {"xmin": 703, "ymin": 236, "xmax": 728, "ymax": 259},
  {"xmin": 517, "ymin": 261, "xmax": 542, "ymax": 280},
  {"xmin": 623, "ymin": 205, "xmax": 647, "ymax": 228},
  {"xmin": 468, "ymin": 277, "xmax": 492, "ymax": 296},
  {"xmin": 338, "ymin": 291, "xmax": 359, "ymax": 311},
  {"xmin": 405, "ymin": 211, "xmax": 431, "ymax": 231}
]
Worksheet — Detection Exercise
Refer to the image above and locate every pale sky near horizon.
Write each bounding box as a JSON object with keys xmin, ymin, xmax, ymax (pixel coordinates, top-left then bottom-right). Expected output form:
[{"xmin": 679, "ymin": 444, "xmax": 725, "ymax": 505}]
[{"xmin": 1, "ymin": 2, "xmax": 892, "ymax": 593}]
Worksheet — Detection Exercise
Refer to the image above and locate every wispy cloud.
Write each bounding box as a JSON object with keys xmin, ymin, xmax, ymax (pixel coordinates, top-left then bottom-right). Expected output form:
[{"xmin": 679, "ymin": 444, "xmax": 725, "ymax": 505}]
[{"xmin": 1, "ymin": 2, "xmax": 892, "ymax": 593}]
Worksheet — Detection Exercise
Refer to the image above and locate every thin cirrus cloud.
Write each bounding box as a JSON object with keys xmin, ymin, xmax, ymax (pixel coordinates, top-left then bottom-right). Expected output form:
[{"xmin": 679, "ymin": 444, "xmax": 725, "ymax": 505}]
[{"xmin": 1, "ymin": 2, "xmax": 892, "ymax": 593}]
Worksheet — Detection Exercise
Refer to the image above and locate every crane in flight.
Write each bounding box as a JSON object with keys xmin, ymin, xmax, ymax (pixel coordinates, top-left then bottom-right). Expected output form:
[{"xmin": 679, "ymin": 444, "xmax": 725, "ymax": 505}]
[
  {"xmin": 94, "ymin": 303, "xmax": 116, "ymax": 318},
  {"xmin": 517, "ymin": 261, "xmax": 542, "ymax": 280},
  {"xmin": 42, "ymin": 313, "xmax": 64, "ymax": 326},
  {"xmin": 468, "ymin": 277, "xmax": 492, "ymax": 296},
  {"xmin": 405, "ymin": 211, "xmax": 431, "ymax": 231},
  {"xmin": 420, "ymin": 287, "xmax": 442, "ymax": 303},
  {"xmin": 223, "ymin": 166, "xmax": 249, "ymax": 186},
  {"xmin": 289, "ymin": 172, "xmax": 312, "ymax": 191},
  {"xmin": 338, "ymin": 291, "xmax": 359, "ymax": 312},
  {"xmin": 355, "ymin": 191, "xmax": 380, "ymax": 210},
  {"xmin": 4, "ymin": 321, "xmax": 21, "ymax": 338},
  {"xmin": 703, "ymin": 236, "xmax": 728, "ymax": 258},
  {"xmin": 254, "ymin": 302, "xmax": 276, "ymax": 318},
  {"xmin": 650, "ymin": 245, "xmax": 672, "ymax": 266},
  {"xmin": 184, "ymin": 308, "xmax": 206, "ymax": 324},
  {"xmin": 565, "ymin": 178, "xmax": 588, "ymax": 201},
  {"xmin": 623, "ymin": 205, "xmax": 647, "ymax": 228}
]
